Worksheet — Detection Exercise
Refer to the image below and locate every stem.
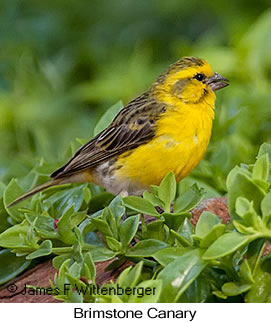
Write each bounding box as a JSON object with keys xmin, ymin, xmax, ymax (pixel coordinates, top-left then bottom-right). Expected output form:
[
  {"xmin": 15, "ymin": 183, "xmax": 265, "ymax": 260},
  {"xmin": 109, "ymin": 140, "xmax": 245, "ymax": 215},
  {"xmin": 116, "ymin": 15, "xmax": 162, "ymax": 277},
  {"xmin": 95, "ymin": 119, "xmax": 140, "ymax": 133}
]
[
  {"xmin": 52, "ymin": 247, "xmax": 73, "ymax": 254},
  {"xmin": 252, "ymin": 240, "xmax": 267, "ymax": 277}
]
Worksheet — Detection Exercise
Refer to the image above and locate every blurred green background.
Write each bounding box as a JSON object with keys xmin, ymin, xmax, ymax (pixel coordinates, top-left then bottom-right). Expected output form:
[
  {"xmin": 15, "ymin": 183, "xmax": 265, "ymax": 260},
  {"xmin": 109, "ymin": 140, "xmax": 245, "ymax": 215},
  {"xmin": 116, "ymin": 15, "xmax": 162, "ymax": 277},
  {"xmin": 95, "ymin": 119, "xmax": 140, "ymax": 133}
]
[{"xmin": 1, "ymin": 0, "xmax": 271, "ymax": 196}]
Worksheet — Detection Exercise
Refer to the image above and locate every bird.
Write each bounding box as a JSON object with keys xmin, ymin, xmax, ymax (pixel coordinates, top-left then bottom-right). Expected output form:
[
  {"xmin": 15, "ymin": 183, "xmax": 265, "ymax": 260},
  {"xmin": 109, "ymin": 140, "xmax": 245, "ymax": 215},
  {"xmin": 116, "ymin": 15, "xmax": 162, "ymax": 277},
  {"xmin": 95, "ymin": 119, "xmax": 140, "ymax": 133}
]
[{"xmin": 8, "ymin": 56, "xmax": 229, "ymax": 208}]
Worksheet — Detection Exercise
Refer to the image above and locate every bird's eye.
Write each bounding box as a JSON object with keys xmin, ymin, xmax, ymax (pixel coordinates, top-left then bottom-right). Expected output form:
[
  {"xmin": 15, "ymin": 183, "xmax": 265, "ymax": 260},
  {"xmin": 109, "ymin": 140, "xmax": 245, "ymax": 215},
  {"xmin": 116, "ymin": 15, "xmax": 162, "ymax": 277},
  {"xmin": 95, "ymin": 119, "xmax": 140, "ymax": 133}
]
[{"xmin": 194, "ymin": 73, "xmax": 205, "ymax": 81}]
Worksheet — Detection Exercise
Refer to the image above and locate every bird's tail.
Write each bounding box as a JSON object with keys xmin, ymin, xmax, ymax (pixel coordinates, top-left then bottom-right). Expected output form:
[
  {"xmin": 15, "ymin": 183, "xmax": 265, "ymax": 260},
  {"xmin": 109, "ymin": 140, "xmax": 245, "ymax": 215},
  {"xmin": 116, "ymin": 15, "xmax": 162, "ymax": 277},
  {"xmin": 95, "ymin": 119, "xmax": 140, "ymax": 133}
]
[{"xmin": 7, "ymin": 178, "xmax": 64, "ymax": 208}]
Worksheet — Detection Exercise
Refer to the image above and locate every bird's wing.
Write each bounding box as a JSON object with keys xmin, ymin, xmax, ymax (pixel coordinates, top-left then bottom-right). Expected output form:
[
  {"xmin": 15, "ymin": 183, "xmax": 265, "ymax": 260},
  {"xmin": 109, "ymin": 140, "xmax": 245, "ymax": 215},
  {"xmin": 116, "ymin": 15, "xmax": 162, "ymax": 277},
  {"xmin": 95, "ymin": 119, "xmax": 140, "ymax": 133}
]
[{"xmin": 51, "ymin": 93, "xmax": 166, "ymax": 179}]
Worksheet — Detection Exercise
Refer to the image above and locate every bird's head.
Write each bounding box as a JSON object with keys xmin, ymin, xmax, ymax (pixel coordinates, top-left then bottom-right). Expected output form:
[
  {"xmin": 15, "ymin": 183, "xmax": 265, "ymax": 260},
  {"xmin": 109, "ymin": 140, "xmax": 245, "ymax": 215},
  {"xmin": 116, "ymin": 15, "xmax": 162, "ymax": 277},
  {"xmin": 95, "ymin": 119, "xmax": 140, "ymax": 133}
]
[{"xmin": 153, "ymin": 56, "xmax": 229, "ymax": 104}]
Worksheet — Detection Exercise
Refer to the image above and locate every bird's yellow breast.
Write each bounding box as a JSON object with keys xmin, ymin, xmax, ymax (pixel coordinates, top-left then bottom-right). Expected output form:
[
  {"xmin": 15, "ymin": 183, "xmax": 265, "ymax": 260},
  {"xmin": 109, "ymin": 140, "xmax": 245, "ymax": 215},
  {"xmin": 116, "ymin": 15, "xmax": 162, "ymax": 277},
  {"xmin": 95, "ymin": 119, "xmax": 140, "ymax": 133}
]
[{"xmin": 115, "ymin": 93, "xmax": 215, "ymax": 188}]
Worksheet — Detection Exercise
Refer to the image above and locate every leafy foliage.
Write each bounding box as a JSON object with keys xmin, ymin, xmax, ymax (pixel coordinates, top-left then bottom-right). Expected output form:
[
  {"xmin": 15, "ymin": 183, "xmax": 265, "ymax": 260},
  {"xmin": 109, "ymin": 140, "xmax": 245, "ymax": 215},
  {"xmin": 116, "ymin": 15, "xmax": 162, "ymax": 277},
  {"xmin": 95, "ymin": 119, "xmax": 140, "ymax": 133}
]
[{"xmin": 1, "ymin": 127, "xmax": 271, "ymax": 301}]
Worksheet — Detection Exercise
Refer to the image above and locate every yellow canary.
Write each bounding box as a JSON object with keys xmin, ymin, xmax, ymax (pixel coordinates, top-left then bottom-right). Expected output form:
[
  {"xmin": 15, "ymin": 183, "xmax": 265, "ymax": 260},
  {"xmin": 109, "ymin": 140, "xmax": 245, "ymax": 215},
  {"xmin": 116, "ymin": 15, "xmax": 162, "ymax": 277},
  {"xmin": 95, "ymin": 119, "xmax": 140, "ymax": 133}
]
[{"xmin": 8, "ymin": 56, "xmax": 228, "ymax": 207}]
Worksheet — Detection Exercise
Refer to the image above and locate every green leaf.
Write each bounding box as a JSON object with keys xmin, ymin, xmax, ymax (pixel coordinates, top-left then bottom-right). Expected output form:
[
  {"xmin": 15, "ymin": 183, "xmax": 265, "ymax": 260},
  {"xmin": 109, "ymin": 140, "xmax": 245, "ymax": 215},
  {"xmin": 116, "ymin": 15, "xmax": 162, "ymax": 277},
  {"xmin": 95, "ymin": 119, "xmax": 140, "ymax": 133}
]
[
  {"xmin": 27, "ymin": 213, "xmax": 58, "ymax": 239},
  {"xmin": 174, "ymin": 184, "xmax": 205, "ymax": 213},
  {"xmin": 178, "ymin": 177, "xmax": 219, "ymax": 200},
  {"xmin": 73, "ymin": 228, "xmax": 85, "ymax": 260},
  {"xmin": 236, "ymin": 197, "xmax": 254, "ymax": 217},
  {"xmin": 69, "ymin": 261, "xmax": 82, "ymax": 278},
  {"xmin": 150, "ymin": 185, "xmax": 159, "ymax": 196},
  {"xmin": 199, "ymin": 224, "xmax": 226, "ymax": 248},
  {"xmin": 116, "ymin": 266, "xmax": 132, "ymax": 286},
  {"xmin": 109, "ymin": 195, "xmax": 125, "ymax": 224},
  {"xmin": 153, "ymin": 247, "xmax": 189, "ymax": 266},
  {"xmin": 227, "ymin": 168, "xmax": 266, "ymax": 215},
  {"xmin": 0, "ymin": 220, "xmax": 38, "ymax": 250},
  {"xmin": 70, "ymin": 211, "xmax": 87, "ymax": 229},
  {"xmin": 177, "ymin": 218, "xmax": 194, "ymax": 246},
  {"xmin": 126, "ymin": 239, "xmax": 168, "ymax": 257},
  {"xmin": 0, "ymin": 198, "xmax": 10, "ymax": 234},
  {"xmin": 82, "ymin": 252, "xmax": 96, "ymax": 281},
  {"xmin": 91, "ymin": 217, "xmax": 113, "ymax": 238},
  {"xmin": 123, "ymin": 196, "xmax": 159, "ymax": 217},
  {"xmin": 235, "ymin": 197, "xmax": 259, "ymax": 228},
  {"xmin": 0, "ymin": 249, "xmax": 31, "ymax": 284},
  {"xmin": 162, "ymin": 211, "xmax": 190, "ymax": 231},
  {"xmin": 94, "ymin": 101, "xmax": 123, "ymax": 136},
  {"xmin": 195, "ymin": 211, "xmax": 220, "ymax": 239},
  {"xmin": 64, "ymin": 275, "xmax": 84, "ymax": 302},
  {"xmin": 253, "ymin": 178, "xmax": 270, "ymax": 192},
  {"xmin": 252, "ymin": 153, "xmax": 269, "ymax": 181},
  {"xmin": 239, "ymin": 259, "xmax": 254, "ymax": 284},
  {"xmin": 157, "ymin": 249, "xmax": 207, "ymax": 302},
  {"xmin": 246, "ymin": 239, "xmax": 265, "ymax": 276},
  {"xmin": 257, "ymin": 142, "xmax": 271, "ymax": 160},
  {"xmin": 128, "ymin": 279, "xmax": 162, "ymax": 303},
  {"xmin": 158, "ymin": 172, "xmax": 176, "ymax": 212},
  {"xmin": 222, "ymin": 282, "xmax": 252, "ymax": 296},
  {"xmin": 170, "ymin": 230, "xmax": 193, "ymax": 247},
  {"xmin": 245, "ymin": 248, "xmax": 271, "ymax": 303},
  {"xmin": 105, "ymin": 236, "xmax": 122, "ymax": 251},
  {"xmin": 119, "ymin": 261, "xmax": 143, "ymax": 289},
  {"xmin": 119, "ymin": 215, "xmax": 139, "ymax": 246},
  {"xmin": 3, "ymin": 179, "xmax": 29, "ymax": 222},
  {"xmin": 233, "ymin": 221, "xmax": 257, "ymax": 235},
  {"xmin": 203, "ymin": 232, "xmax": 255, "ymax": 260},
  {"xmin": 261, "ymin": 192, "xmax": 271, "ymax": 226},
  {"xmin": 83, "ymin": 231, "xmax": 104, "ymax": 247},
  {"xmin": 143, "ymin": 191, "xmax": 163, "ymax": 208},
  {"xmin": 54, "ymin": 259, "xmax": 70, "ymax": 294},
  {"xmin": 246, "ymin": 270, "xmax": 271, "ymax": 302},
  {"xmin": 26, "ymin": 240, "xmax": 52, "ymax": 259},
  {"xmin": 57, "ymin": 205, "xmax": 76, "ymax": 244},
  {"xmin": 103, "ymin": 207, "xmax": 118, "ymax": 239},
  {"xmin": 44, "ymin": 184, "xmax": 86, "ymax": 216},
  {"xmin": 142, "ymin": 220, "xmax": 166, "ymax": 241},
  {"xmin": 88, "ymin": 247, "xmax": 116, "ymax": 262},
  {"xmin": 53, "ymin": 254, "xmax": 72, "ymax": 270}
]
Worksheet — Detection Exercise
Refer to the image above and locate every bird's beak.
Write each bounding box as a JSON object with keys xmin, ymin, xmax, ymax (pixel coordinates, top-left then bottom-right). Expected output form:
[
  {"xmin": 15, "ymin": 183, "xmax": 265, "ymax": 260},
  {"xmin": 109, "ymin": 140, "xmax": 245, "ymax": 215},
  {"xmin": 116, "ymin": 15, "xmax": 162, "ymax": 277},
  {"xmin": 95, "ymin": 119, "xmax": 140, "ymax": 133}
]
[{"xmin": 207, "ymin": 72, "xmax": 229, "ymax": 91}]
